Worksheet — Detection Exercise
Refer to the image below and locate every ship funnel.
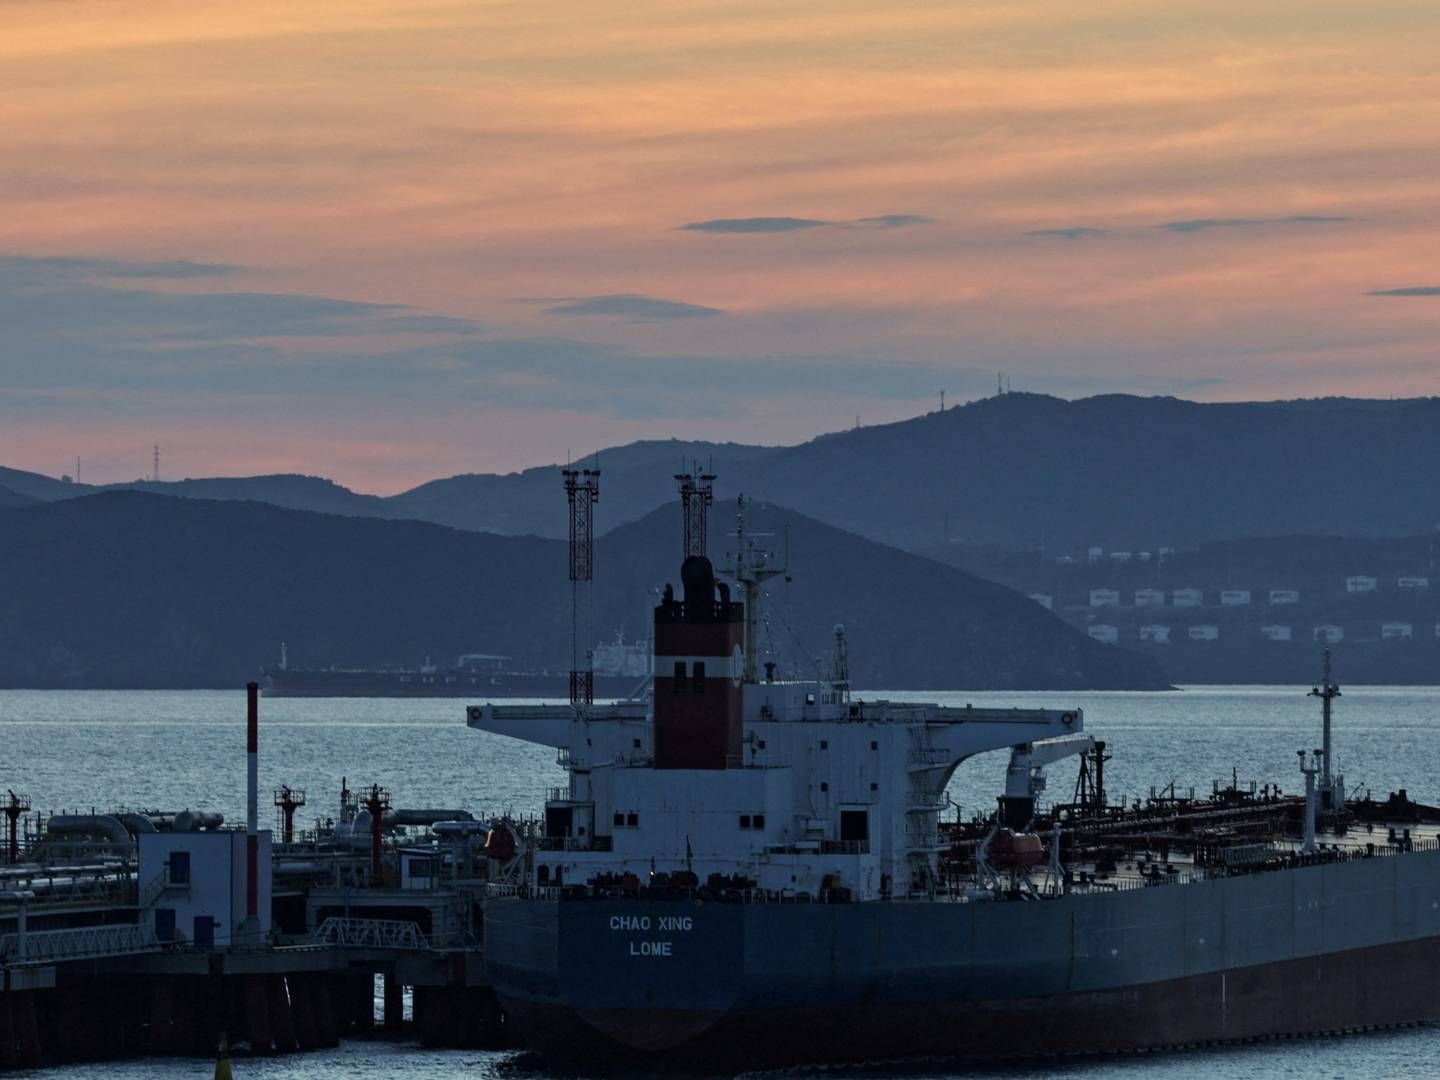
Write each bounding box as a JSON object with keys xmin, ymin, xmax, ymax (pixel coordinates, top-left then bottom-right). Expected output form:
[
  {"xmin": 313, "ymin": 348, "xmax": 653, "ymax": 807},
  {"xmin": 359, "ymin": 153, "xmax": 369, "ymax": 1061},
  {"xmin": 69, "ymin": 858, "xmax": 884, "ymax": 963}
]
[{"xmin": 680, "ymin": 556, "xmax": 717, "ymax": 622}]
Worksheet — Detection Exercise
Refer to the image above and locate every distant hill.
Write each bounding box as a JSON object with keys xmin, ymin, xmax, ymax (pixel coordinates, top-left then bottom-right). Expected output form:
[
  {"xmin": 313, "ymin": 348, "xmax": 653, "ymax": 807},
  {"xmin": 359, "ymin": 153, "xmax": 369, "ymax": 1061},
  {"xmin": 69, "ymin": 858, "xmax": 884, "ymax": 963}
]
[
  {"xmin": 0, "ymin": 491, "xmax": 1167, "ymax": 691},
  {"xmin": 384, "ymin": 440, "xmax": 778, "ymax": 534},
  {"xmin": 0, "ymin": 467, "xmax": 94, "ymax": 502},
  {"xmin": 0, "ymin": 484, "xmax": 38, "ymax": 510},
  {"xmin": 11, "ymin": 394, "xmax": 1437, "ymax": 553},
  {"xmin": 752, "ymin": 394, "xmax": 1440, "ymax": 552},
  {"xmin": 115, "ymin": 474, "xmax": 388, "ymax": 517},
  {"xmin": 920, "ymin": 533, "xmax": 1440, "ymax": 685}
]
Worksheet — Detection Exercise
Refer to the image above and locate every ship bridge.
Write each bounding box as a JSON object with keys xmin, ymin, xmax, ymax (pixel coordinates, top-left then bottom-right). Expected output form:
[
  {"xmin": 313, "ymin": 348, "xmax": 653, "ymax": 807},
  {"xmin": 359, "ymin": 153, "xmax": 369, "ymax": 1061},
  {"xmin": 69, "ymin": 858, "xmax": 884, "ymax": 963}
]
[{"xmin": 467, "ymin": 691, "xmax": 1082, "ymax": 901}]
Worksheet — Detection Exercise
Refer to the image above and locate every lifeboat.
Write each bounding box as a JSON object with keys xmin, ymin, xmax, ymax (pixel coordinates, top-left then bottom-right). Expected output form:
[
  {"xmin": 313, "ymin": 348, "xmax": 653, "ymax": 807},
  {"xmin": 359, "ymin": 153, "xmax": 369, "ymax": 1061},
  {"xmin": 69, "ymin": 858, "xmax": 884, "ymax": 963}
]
[
  {"xmin": 988, "ymin": 828, "xmax": 1044, "ymax": 868},
  {"xmin": 484, "ymin": 824, "xmax": 517, "ymax": 861}
]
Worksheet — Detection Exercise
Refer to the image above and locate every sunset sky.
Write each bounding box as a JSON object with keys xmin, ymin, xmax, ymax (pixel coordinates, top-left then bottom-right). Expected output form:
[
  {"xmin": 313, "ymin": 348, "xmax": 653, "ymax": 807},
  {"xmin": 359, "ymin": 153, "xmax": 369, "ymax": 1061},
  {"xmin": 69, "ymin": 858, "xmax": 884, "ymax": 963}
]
[{"xmin": 3, "ymin": 1, "xmax": 1438, "ymax": 491}]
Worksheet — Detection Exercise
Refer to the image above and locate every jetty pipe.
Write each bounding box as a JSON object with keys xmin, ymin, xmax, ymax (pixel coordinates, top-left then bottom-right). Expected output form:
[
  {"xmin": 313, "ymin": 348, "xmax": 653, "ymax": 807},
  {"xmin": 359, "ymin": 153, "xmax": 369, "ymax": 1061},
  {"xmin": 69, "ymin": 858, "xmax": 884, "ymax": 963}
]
[
  {"xmin": 118, "ymin": 813, "xmax": 157, "ymax": 835},
  {"xmin": 386, "ymin": 809, "xmax": 475, "ymax": 828},
  {"xmin": 172, "ymin": 810, "xmax": 224, "ymax": 832},
  {"xmin": 45, "ymin": 814, "xmax": 131, "ymax": 847},
  {"xmin": 246, "ymin": 681, "xmax": 259, "ymax": 922}
]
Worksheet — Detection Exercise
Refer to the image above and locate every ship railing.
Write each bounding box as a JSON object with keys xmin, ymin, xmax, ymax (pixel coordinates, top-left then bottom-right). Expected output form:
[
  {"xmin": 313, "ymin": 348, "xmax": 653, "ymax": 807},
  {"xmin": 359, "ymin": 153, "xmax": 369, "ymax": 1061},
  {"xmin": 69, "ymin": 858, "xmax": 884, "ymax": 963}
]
[
  {"xmin": 1062, "ymin": 837, "xmax": 1440, "ymax": 896},
  {"xmin": 313, "ymin": 916, "xmax": 429, "ymax": 951},
  {"xmin": 0, "ymin": 922, "xmax": 160, "ymax": 966},
  {"xmin": 483, "ymin": 883, "xmax": 564, "ymax": 901},
  {"xmin": 535, "ymin": 836, "xmax": 612, "ymax": 852}
]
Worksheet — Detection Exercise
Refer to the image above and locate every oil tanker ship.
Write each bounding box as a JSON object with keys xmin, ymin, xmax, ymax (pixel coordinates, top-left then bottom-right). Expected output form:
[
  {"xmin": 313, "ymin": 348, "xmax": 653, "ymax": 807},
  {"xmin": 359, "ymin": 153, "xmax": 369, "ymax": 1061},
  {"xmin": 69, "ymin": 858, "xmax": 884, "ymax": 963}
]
[
  {"xmin": 467, "ymin": 487, "xmax": 1440, "ymax": 1068},
  {"xmin": 262, "ymin": 636, "xmax": 650, "ymax": 698}
]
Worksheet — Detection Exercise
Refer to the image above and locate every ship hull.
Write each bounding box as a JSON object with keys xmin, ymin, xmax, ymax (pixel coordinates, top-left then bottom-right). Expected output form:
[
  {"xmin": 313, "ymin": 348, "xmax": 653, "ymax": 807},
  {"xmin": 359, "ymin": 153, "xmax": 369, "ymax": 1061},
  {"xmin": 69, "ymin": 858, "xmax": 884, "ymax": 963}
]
[
  {"xmin": 485, "ymin": 849, "xmax": 1440, "ymax": 1068},
  {"xmin": 260, "ymin": 669, "xmax": 640, "ymax": 699},
  {"xmin": 501, "ymin": 936, "xmax": 1440, "ymax": 1068}
]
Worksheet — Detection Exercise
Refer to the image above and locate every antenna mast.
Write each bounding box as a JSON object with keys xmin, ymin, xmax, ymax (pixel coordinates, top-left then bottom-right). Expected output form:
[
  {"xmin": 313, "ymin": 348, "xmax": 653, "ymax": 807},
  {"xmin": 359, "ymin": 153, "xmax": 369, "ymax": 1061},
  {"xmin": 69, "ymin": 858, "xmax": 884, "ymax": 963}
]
[
  {"xmin": 721, "ymin": 495, "xmax": 788, "ymax": 684},
  {"xmin": 675, "ymin": 464, "xmax": 716, "ymax": 559},
  {"xmin": 563, "ymin": 466, "xmax": 601, "ymax": 705},
  {"xmin": 152, "ymin": 443, "xmax": 160, "ymax": 483},
  {"xmin": 1308, "ymin": 647, "xmax": 1342, "ymax": 810}
]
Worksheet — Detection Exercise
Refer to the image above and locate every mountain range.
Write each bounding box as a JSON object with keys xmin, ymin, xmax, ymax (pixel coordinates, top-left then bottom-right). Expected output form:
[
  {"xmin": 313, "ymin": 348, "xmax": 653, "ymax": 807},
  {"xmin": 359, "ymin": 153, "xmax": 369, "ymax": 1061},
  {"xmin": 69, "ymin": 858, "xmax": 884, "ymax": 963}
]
[
  {"xmin": 0, "ymin": 491, "xmax": 1166, "ymax": 691},
  {"xmin": 9, "ymin": 394, "xmax": 1440, "ymax": 555}
]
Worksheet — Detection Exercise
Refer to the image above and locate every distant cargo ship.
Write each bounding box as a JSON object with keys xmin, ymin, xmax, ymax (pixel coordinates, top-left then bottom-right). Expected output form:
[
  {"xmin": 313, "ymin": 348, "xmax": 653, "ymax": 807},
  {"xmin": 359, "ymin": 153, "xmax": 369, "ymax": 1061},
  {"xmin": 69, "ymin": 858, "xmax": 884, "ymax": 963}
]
[{"xmin": 261, "ymin": 637, "xmax": 650, "ymax": 699}]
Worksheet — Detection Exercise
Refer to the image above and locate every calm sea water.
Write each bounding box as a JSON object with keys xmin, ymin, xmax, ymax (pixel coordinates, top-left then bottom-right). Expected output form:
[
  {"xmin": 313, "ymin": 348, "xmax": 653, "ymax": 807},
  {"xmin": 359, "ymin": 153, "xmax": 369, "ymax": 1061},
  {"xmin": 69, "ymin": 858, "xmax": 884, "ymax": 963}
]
[{"xmin": 3, "ymin": 684, "xmax": 1439, "ymax": 1077}]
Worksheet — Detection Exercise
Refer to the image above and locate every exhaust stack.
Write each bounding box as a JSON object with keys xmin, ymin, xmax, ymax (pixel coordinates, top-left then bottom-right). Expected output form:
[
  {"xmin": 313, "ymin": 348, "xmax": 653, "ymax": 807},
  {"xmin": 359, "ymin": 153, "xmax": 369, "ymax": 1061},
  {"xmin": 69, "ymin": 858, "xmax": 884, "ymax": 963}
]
[{"xmin": 246, "ymin": 681, "xmax": 259, "ymax": 923}]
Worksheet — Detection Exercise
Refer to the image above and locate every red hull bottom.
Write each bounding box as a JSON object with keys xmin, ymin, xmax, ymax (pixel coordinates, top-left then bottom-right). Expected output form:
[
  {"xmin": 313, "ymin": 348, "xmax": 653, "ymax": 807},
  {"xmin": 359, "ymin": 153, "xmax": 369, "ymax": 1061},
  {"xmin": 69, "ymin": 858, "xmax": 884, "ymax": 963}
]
[{"xmin": 499, "ymin": 935, "xmax": 1440, "ymax": 1070}]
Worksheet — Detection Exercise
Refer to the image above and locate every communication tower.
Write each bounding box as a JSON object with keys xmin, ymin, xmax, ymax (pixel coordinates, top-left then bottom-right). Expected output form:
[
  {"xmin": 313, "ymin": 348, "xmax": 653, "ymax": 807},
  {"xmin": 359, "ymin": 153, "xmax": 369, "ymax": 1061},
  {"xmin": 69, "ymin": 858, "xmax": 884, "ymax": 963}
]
[
  {"xmin": 563, "ymin": 466, "xmax": 601, "ymax": 704},
  {"xmin": 675, "ymin": 465, "xmax": 716, "ymax": 560},
  {"xmin": 152, "ymin": 443, "xmax": 160, "ymax": 483}
]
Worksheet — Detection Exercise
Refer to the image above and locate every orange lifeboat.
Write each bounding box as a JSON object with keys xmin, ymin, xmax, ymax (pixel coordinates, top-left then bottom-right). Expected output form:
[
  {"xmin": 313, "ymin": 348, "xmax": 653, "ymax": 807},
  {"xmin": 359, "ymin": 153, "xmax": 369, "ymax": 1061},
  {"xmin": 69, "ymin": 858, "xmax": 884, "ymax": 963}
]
[
  {"xmin": 989, "ymin": 828, "xmax": 1044, "ymax": 868},
  {"xmin": 484, "ymin": 824, "xmax": 517, "ymax": 861}
]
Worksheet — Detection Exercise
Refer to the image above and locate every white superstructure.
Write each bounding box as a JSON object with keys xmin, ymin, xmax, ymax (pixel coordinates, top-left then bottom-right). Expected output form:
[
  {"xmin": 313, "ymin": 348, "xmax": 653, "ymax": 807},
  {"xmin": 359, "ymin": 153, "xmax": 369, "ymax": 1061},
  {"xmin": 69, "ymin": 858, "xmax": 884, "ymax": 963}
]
[
  {"xmin": 469, "ymin": 688, "xmax": 1081, "ymax": 901},
  {"xmin": 468, "ymin": 549, "xmax": 1083, "ymax": 902}
]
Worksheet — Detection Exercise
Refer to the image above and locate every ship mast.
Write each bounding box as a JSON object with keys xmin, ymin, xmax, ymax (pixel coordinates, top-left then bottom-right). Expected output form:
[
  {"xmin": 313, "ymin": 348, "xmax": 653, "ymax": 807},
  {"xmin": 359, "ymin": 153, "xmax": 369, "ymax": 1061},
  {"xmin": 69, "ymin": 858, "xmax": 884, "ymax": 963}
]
[
  {"xmin": 1308, "ymin": 646, "xmax": 1341, "ymax": 810},
  {"xmin": 721, "ymin": 495, "xmax": 788, "ymax": 684}
]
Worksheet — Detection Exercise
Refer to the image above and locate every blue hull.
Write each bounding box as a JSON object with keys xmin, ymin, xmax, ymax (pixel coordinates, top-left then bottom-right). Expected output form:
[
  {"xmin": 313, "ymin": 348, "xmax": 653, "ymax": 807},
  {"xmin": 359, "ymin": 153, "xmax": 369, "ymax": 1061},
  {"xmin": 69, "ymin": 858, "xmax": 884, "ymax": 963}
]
[{"xmin": 485, "ymin": 850, "xmax": 1440, "ymax": 1066}]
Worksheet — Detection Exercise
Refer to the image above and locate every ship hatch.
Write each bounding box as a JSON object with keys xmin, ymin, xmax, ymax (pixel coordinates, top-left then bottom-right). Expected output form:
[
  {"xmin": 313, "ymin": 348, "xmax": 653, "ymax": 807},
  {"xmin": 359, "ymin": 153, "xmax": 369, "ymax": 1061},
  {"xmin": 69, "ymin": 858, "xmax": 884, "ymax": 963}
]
[{"xmin": 840, "ymin": 809, "xmax": 868, "ymax": 845}]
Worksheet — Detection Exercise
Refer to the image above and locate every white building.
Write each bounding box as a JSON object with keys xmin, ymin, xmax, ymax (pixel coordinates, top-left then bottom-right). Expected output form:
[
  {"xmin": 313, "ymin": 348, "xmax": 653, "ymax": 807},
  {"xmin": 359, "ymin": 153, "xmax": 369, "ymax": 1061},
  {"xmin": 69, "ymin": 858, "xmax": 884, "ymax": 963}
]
[
  {"xmin": 1269, "ymin": 589, "xmax": 1300, "ymax": 605},
  {"xmin": 1314, "ymin": 624, "xmax": 1344, "ymax": 644},
  {"xmin": 138, "ymin": 830, "xmax": 272, "ymax": 949},
  {"xmin": 1134, "ymin": 588, "xmax": 1165, "ymax": 608},
  {"xmin": 1028, "ymin": 593, "xmax": 1053, "ymax": 610},
  {"xmin": 1219, "ymin": 590, "xmax": 1251, "ymax": 607},
  {"xmin": 1088, "ymin": 624, "xmax": 1119, "ymax": 644},
  {"xmin": 1398, "ymin": 577, "xmax": 1430, "ymax": 591},
  {"xmin": 1089, "ymin": 588, "xmax": 1120, "ymax": 608},
  {"xmin": 1109, "ymin": 551, "xmax": 1133, "ymax": 563},
  {"xmin": 1346, "ymin": 576, "xmax": 1377, "ymax": 594},
  {"xmin": 1382, "ymin": 622, "xmax": 1414, "ymax": 640},
  {"xmin": 1260, "ymin": 625, "xmax": 1292, "ymax": 642},
  {"xmin": 1140, "ymin": 624, "xmax": 1171, "ymax": 644},
  {"xmin": 1087, "ymin": 547, "xmax": 1104, "ymax": 563},
  {"xmin": 1172, "ymin": 588, "xmax": 1203, "ymax": 608},
  {"xmin": 1188, "ymin": 625, "xmax": 1219, "ymax": 641}
]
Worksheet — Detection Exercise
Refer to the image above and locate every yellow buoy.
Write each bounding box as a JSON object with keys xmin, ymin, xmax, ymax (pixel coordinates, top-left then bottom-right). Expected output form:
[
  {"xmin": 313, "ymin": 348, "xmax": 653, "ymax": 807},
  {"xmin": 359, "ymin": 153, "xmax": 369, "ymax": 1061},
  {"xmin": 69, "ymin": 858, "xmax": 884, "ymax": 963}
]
[{"xmin": 214, "ymin": 1033, "xmax": 234, "ymax": 1080}]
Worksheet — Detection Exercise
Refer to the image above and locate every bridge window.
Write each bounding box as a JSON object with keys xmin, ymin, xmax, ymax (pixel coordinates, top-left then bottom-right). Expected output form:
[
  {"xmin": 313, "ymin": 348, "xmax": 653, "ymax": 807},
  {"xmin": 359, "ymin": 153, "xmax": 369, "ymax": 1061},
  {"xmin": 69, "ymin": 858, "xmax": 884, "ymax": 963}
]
[
  {"xmin": 626, "ymin": 812, "xmax": 639, "ymax": 827},
  {"xmin": 693, "ymin": 661, "xmax": 706, "ymax": 694},
  {"xmin": 739, "ymin": 814, "xmax": 751, "ymax": 828},
  {"xmin": 753, "ymin": 814, "xmax": 765, "ymax": 829},
  {"xmin": 613, "ymin": 812, "xmax": 624, "ymax": 827},
  {"xmin": 672, "ymin": 661, "xmax": 686, "ymax": 691}
]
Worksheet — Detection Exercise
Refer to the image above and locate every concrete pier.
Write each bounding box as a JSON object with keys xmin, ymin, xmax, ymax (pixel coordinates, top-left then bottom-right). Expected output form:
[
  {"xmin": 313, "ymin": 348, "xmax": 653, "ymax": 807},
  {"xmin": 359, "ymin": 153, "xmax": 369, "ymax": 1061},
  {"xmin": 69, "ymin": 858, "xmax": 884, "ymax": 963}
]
[{"xmin": 0, "ymin": 953, "xmax": 505, "ymax": 1070}]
